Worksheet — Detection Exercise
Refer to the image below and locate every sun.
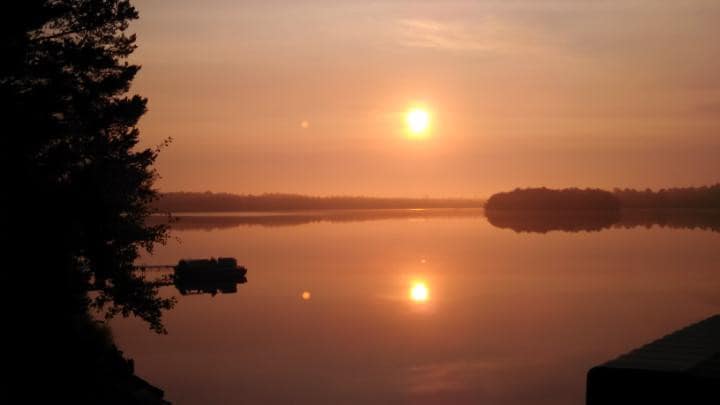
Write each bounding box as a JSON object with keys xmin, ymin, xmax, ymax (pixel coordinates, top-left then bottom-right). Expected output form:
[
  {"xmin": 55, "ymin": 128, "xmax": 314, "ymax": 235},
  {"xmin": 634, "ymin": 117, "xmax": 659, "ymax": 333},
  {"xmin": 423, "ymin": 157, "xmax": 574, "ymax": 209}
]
[
  {"xmin": 410, "ymin": 282, "xmax": 429, "ymax": 302},
  {"xmin": 406, "ymin": 108, "xmax": 430, "ymax": 136}
]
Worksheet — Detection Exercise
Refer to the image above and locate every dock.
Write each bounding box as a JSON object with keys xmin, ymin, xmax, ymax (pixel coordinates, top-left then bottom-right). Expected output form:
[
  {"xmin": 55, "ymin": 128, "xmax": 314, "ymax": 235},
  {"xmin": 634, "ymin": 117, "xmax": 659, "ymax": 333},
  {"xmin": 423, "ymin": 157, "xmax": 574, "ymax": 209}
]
[
  {"xmin": 128, "ymin": 257, "xmax": 248, "ymax": 296},
  {"xmin": 586, "ymin": 314, "xmax": 720, "ymax": 404}
]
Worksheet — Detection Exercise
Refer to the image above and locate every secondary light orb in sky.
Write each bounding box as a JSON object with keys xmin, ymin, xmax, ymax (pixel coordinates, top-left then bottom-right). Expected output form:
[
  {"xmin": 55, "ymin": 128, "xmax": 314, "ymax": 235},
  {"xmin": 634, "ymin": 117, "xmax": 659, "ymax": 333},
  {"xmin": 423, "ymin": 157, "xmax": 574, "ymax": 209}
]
[
  {"xmin": 406, "ymin": 108, "xmax": 430, "ymax": 136},
  {"xmin": 410, "ymin": 281, "xmax": 429, "ymax": 302}
]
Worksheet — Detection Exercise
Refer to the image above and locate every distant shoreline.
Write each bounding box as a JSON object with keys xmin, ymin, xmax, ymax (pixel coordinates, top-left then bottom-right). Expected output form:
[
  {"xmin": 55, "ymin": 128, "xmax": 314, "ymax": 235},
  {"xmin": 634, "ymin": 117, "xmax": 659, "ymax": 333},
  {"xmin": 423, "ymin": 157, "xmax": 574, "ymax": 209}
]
[
  {"xmin": 145, "ymin": 207, "xmax": 720, "ymax": 232},
  {"xmin": 147, "ymin": 208, "xmax": 485, "ymax": 229},
  {"xmin": 486, "ymin": 186, "xmax": 720, "ymax": 211},
  {"xmin": 154, "ymin": 186, "xmax": 720, "ymax": 213}
]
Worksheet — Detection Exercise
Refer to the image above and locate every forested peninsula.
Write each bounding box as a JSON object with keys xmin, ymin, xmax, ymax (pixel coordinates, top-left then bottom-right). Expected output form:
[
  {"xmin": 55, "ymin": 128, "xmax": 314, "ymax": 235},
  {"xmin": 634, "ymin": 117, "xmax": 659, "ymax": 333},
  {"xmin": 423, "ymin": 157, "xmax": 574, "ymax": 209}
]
[{"xmin": 485, "ymin": 186, "xmax": 720, "ymax": 210}]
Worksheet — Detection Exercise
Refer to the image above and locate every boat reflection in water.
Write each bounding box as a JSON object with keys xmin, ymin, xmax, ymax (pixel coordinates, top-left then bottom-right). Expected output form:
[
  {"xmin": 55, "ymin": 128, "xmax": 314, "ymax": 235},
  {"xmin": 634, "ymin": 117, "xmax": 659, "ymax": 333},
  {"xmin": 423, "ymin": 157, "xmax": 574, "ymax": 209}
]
[{"xmin": 174, "ymin": 277, "xmax": 247, "ymax": 296}]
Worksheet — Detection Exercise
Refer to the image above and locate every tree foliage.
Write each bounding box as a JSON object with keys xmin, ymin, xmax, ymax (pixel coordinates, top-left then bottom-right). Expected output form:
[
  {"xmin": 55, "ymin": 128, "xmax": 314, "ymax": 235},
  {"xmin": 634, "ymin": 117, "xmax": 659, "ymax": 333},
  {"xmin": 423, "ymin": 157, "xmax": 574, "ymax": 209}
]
[
  {"xmin": 1, "ymin": 0, "xmax": 173, "ymax": 333},
  {"xmin": 485, "ymin": 188, "xmax": 621, "ymax": 210},
  {"xmin": 613, "ymin": 185, "xmax": 720, "ymax": 209},
  {"xmin": 485, "ymin": 186, "xmax": 720, "ymax": 211}
]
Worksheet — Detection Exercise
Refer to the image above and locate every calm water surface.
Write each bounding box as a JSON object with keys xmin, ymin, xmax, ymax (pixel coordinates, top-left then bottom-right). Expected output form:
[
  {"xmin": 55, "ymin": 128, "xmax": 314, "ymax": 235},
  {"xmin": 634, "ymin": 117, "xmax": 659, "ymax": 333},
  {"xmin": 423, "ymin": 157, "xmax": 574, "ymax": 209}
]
[{"xmin": 113, "ymin": 209, "xmax": 720, "ymax": 404}]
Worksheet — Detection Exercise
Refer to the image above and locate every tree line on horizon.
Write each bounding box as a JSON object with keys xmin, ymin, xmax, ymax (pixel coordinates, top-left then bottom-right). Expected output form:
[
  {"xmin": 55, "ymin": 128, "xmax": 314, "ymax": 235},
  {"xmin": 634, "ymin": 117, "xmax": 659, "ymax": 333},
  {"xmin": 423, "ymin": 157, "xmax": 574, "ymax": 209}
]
[
  {"xmin": 486, "ymin": 185, "xmax": 720, "ymax": 210},
  {"xmin": 154, "ymin": 191, "xmax": 485, "ymax": 212},
  {"xmin": 612, "ymin": 185, "xmax": 720, "ymax": 209}
]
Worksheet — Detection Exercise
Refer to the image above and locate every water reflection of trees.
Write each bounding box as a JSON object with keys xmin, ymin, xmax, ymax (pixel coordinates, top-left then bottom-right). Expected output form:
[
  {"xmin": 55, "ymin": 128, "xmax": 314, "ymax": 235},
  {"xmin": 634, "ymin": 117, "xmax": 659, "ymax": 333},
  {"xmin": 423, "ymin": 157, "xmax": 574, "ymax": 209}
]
[
  {"xmin": 486, "ymin": 209, "xmax": 720, "ymax": 233},
  {"xmin": 147, "ymin": 209, "xmax": 485, "ymax": 230},
  {"xmin": 486, "ymin": 211, "xmax": 621, "ymax": 233},
  {"xmin": 153, "ymin": 208, "xmax": 720, "ymax": 234},
  {"xmin": 155, "ymin": 192, "xmax": 484, "ymax": 212}
]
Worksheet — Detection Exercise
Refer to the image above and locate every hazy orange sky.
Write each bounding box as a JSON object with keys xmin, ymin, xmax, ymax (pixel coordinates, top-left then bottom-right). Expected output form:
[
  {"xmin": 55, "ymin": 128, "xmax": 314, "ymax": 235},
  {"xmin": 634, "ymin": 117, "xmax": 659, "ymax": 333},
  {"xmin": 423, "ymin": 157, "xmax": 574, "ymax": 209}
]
[{"xmin": 132, "ymin": 0, "xmax": 720, "ymax": 197}]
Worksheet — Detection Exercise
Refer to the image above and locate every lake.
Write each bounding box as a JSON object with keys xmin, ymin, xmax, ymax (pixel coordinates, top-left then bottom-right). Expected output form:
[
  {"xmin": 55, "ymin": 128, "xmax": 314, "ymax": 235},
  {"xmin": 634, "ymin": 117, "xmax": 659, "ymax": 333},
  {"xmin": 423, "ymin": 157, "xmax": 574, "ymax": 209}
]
[{"xmin": 112, "ymin": 209, "xmax": 720, "ymax": 404}]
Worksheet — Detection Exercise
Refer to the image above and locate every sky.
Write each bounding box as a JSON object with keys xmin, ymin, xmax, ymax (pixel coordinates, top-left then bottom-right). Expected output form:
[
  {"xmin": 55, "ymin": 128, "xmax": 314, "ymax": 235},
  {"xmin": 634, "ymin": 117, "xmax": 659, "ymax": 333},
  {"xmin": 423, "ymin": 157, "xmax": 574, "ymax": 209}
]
[{"xmin": 131, "ymin": 0, "xmax": 720, "ymax": 197}]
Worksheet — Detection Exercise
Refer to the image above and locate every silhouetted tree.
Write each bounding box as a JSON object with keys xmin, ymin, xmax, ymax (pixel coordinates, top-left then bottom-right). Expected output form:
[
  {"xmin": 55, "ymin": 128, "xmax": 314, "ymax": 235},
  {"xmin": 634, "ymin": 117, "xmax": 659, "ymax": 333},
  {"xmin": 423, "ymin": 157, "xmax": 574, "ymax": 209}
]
[
  {"xmin": 486, "ymin": 186, "xmax": 720, "ymax": 212},
  {"xmin": 485, "ymin": 188, "xmax": 621, "ymax": 210},
  {"xmin": 613, "ymin": 185, "xmax": 720, "ymax": 209},
  {"xmin": 1, "ymin": 0, "xmax": 173, "ymax": 333}
]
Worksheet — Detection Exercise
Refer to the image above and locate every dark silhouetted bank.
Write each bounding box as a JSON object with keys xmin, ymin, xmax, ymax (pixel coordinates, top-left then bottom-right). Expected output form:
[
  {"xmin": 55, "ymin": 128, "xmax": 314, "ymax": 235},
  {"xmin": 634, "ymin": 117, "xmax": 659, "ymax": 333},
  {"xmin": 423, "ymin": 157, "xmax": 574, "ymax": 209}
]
[
  {"xmin": 486, "ymin": 185, "xmax": 720, "ymax": 211},
  {"xmin": 485, "ymin": 186, "xmax": 720, "ymax": 233},
  {"xmin": 486, "ymin": 188, "xmax": 621, "ymax": 211}
]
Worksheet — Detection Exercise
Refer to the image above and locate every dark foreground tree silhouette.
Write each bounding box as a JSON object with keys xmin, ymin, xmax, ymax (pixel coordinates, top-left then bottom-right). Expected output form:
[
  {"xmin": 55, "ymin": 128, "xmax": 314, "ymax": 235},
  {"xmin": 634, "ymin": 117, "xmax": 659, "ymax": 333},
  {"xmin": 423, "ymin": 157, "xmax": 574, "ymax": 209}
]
[
  {"xmin": 2, "ymin": 0, "xmax": 172, "ymax": 331},
  {"xmin": 2, "ymin": 1, "xmax": 172, "ymax": 401}
]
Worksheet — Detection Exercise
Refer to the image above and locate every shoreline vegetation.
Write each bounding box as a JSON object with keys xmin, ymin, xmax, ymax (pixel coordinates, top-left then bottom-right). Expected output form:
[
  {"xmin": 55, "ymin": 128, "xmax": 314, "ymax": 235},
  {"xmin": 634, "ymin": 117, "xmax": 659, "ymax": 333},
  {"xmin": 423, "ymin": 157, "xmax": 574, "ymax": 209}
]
[
  {"xmin": 148, "ymin": 186, "xmax": 720, "ymax": 234},
  {"xmin": 155, "ymin": 185, "xmax": 720, "ymax": 214},
  {"xmin": 154, "ymin": 192, "xmax": 485, "ymax": 212},
  {"xmin": 484, "ymin": 185, "xmax": 720, "ymax": 233},
  {"xmin": 147, "ymin": 207, "xmax": 720, "ymax": 234},
  {"xmin": 485, "ymin": 185, "xmax": 720, "ymax": 211}
]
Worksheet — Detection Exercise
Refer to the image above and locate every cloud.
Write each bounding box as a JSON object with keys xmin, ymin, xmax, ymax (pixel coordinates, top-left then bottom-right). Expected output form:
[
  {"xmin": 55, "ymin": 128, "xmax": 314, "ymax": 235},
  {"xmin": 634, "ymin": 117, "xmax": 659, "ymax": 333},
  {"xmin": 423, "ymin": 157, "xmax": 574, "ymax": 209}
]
[{"xmin": 396, "ymin": 17, "xmax": 536, "ymax": 53}]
